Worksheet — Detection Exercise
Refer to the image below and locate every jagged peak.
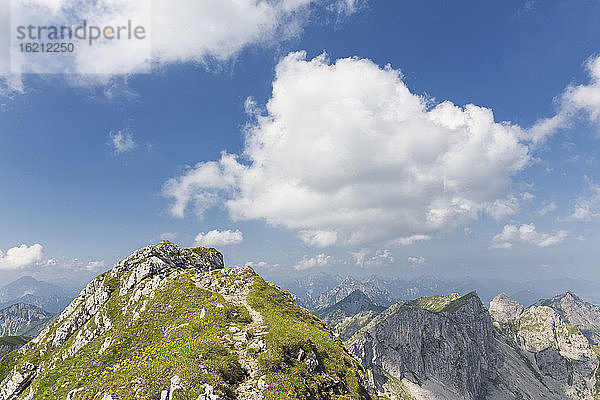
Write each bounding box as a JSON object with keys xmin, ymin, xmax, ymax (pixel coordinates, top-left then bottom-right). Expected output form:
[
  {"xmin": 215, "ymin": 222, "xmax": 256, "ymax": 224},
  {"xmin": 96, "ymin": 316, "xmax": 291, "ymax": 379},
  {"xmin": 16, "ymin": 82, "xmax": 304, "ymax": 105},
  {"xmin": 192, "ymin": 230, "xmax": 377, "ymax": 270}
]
[
  {"xmin": 534, "ymin": 291, "xmax": 583, "ymax": 308},
  {"xmin": 563, "ymin": 290, "xmax": 581, "ymax": 300}
]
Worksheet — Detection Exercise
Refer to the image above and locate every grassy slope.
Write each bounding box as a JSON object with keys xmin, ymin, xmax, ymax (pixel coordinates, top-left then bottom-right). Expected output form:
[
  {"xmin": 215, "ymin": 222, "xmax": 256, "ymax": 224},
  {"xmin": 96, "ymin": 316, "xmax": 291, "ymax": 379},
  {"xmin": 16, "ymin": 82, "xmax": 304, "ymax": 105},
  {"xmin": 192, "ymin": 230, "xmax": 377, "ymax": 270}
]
[
  {"xmin": 1, "ymin": 266, "xmax": 382, "ymax": 400},
  {"xmin": 2, "ymin": 273, "xmax": 251, "ymax": 399},
  {"xmin": 248, "ymin": 276, "xmax": 380, "ymax": 400}
]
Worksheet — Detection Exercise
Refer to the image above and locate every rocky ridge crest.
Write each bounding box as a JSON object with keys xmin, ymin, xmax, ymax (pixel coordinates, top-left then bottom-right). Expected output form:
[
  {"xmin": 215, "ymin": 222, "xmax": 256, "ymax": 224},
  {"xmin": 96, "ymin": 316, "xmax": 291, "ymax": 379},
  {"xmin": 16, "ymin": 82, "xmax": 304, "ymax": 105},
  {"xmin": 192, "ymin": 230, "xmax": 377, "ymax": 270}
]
[{"xmin": 1, "ymin": 242, "xmax": 377, "ymax": 400}]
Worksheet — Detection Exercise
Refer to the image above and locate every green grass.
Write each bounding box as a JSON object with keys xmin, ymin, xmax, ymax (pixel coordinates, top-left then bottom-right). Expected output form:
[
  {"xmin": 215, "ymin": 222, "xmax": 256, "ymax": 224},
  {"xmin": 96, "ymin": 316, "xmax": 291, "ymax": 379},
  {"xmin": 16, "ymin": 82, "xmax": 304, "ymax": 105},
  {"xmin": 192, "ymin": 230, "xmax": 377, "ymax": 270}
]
[
  {"xmin": 396, "ymin": 292, "xmax": 476, "ymax": 314},
  {"xmin": 6, "ymin": 273, "xmax": 251, "ymax": 399},
  {"xmin": 248, "ymin": 276, "xmax": 378, "ymax": 400},
  {"xmin": 411, "ymin": 294, "xmax": 460, "ymax": 313},
  {"xmin": 564, "ymin": 323, "xmax": 580, "ymax": 337},
  {"xmin": 0, "ymin": 350, "xmax": 19, "ymax": 383}
]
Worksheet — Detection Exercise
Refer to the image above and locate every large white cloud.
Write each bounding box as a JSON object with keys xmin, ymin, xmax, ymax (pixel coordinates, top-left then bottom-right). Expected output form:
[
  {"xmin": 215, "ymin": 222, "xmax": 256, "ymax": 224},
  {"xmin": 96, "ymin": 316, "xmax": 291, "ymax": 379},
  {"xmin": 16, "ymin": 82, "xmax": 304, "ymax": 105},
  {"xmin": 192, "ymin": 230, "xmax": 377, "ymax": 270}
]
[
  {"xmin": 1, "ymin": 0, "xmax": 353, "ymax": 87},
  {"xmin": 491, "ymin": 224, "xmax": 568, "ymax": 249},
  {"xmin": 0, "ymin": 244, "xmax": 44, "ymax": 270},
  {"xmin": 164, "ymin": 51, "xmax": 532, "ymax": 246}
]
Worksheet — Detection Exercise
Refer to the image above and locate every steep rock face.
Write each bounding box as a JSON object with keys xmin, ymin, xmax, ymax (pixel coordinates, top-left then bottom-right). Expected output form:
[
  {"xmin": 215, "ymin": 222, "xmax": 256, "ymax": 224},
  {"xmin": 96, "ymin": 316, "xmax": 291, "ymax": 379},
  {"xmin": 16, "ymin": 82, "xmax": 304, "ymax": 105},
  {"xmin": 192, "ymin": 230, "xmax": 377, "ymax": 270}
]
[
  {"xmin": 347, "ymin": 292, "xmax": 501, "ymax": 400},
  {"xmin": 0, "ymin": 304, "xmax": 54, "ymax": 337},
  {"xmin": 0, "ymin": 242, "xmax": 378, "ymax": 400},
  {"xmin": 535, "ymin": 292, "xmax": 600, "ymax": 345}
]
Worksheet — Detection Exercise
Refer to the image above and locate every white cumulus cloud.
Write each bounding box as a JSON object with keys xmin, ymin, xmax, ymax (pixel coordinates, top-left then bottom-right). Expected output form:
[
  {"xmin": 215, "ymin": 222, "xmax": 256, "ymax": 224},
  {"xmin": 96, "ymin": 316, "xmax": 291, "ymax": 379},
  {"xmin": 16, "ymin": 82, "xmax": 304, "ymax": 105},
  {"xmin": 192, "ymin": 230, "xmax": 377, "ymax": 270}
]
[
  {"xmin": 85, "ymin": 260, "xmax": 106, "ymax": 271},
  {"xmin": 293, "ymin": 253, "xmax": 332, "ymax": 271},
  {"xmin": 1, "ymin": 0, "xmax": 355, "ymax": 90},
  {"xmin": 0, "ymin": 244, "xmax": 44, "ymax": 270},
  {"xmin": 194, "ymin": 229, "xmax": 243, "ymax": 247},
  {"xmin": 491, "ymin": 223, "xmax": 568, "ymax": 249},
  {"xmin": 164, "ymin": 51, "xmax": 533, "ymax": 246}
]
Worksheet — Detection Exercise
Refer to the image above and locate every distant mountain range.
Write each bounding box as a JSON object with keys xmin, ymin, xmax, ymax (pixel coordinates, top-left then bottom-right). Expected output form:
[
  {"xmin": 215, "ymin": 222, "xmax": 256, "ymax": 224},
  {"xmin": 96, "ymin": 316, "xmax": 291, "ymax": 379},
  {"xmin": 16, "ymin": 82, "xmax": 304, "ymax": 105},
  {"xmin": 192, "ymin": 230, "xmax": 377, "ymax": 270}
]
[
  {"xmin": 279, "ymin": 272, "xmax": 600, "ymax": 312},
  {"xmin": 0, "ymin": 276, "xmax": 73, "ymax": 314}
]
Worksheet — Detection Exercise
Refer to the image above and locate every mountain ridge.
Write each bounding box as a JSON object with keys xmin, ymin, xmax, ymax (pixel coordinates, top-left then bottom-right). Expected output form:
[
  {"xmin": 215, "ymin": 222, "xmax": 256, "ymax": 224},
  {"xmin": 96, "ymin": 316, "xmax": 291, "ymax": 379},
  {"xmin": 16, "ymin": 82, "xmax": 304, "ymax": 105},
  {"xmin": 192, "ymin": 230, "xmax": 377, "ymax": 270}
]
[{"xmin": 0, "ymin": 242, "xmax": 379, "ymax": 400}]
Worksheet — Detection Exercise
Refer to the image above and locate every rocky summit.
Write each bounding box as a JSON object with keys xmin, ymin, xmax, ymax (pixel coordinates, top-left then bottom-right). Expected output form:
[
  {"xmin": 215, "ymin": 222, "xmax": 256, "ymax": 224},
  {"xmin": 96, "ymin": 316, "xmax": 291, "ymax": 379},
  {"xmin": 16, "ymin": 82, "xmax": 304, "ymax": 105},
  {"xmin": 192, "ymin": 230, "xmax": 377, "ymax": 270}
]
[{"xmin": 0, "ymin": 242, "xmax": 378, "ymax": 400}]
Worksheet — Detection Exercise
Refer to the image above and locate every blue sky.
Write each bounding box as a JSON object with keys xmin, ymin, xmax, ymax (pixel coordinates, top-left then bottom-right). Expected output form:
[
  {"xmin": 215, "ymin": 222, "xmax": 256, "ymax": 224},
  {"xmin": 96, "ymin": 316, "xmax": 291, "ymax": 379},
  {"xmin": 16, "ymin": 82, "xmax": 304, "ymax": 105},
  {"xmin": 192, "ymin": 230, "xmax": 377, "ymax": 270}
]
[{"xmin": 1, "ymin": 0, "xmax": 600, "ymax": 290}]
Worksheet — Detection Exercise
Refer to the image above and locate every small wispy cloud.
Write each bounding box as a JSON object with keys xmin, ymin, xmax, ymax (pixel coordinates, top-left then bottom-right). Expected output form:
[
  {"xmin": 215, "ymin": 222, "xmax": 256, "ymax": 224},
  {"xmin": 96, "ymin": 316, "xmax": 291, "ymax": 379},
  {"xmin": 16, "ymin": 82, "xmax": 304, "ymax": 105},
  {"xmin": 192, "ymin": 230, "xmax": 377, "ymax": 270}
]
[
  {"xmin": 159, "ymin": 232, "xmax": 178, "ymax": 241},
  {"xmin": 108, "ymin": 130, "xmax": 136, "ymax": 154},
  {"xmin": 351, "ymin": 249, "xmax": 395, "ymax": 267},
  {"xmin": 293, "ymin": 254, "xmax": 332, "ymax": 271},
  {"xmin": 539, "ymin": 201, "xmax": 557, "ymax": 216},
  {"xmin": 85, "ymin": 260, "xmax": 106, "ymax": 271},
  {"xmin": 244, "ymin": 260, "xmax": 280, "ymax": 270},
  {"xmin": 569, "ymin": 182, "xmax": 600, "ymax": 221}
]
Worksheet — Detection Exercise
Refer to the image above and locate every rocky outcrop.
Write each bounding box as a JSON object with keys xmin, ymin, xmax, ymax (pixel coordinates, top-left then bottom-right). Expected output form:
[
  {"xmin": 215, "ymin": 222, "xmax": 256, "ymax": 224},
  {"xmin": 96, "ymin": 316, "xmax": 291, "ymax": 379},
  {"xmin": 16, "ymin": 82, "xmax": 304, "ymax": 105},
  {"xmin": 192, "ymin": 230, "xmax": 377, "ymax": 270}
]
[
  {"xmin": 112, "ymin": 241, "xmax": 223, "ymax": 277},
  {"xmin": 536, "ymin": 291, "xmax": 600, "ymax": 345},
  {"xmin": 489, "ymin": 293, "xmax": 524, "ymax": 324},
  {"xmin": 489, "ymin": 294, "xmax": 599, "ymax": 399},
  {"xmin": 0, "ymin": 363, "xmax": 36, "ymax": 400},
  {"xmin": 0, "ymin": 304, "xmax": 53, "ymax": 337},
  {"xmin": 348, "ymin": 292, "xmax": 502, "ymax": 400}
]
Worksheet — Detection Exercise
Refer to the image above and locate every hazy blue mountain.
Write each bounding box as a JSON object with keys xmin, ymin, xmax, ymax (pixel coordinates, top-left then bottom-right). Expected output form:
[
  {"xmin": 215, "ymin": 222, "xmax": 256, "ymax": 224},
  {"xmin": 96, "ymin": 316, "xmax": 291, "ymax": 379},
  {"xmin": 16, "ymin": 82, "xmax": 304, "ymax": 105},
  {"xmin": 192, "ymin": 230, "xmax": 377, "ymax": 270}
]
[{"xmin": 0, "ymin": 276, "xmax": 73, "ymax": 313}]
